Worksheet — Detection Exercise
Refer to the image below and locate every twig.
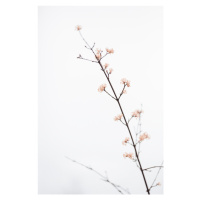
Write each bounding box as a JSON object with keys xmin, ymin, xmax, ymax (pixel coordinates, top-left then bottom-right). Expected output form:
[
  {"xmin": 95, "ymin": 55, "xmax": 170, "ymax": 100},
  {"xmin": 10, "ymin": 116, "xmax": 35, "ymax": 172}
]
[
  {"xmin": 77, "ymin": 56, "xmax": 98, "ymax": 63},
  {"xmin": 100, "ymin": 52, "xmax": 109, "ymax": 60},
  {"xmin": 128, "ymin": 116, "xmax": 134, "ymax": 124},
  {"xmin": 118, "ymin": 84, "xmax": 126, "ymax": 99},
  {"xmin": 119, "ymin": 119, "xmax": 126, "ymax": 126},
  {"xmin": 143, "ymin": 166, "xmax": 164, "ymax": 171},
  {"xmin": 65, "ymin": 156, "xmax": 130, "ymax": 194},
  {"xmin": 104, "ymin": 89, "xmax": 116, "ymax": 100},
  {"xmin": 149, "ymin": 161, "xmax": 163, "ymax": 191},
  {"xmin": 92, "ymin": 43, "xmax": 95, "ymax": 49}
]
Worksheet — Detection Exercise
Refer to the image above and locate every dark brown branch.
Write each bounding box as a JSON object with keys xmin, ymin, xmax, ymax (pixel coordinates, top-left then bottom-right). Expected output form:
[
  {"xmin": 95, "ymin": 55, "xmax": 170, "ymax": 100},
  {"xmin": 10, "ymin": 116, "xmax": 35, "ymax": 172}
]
[
  {"xmin": 65, "ymin": 156, "xmax": 130, "ymax": 194},
  {"xmin": 98, "ymin": 59, "xmax": 151, "ymax": 195},
  {"xmin": 77, "ymin": 30, "xmax": 151, "ymax": 195}
]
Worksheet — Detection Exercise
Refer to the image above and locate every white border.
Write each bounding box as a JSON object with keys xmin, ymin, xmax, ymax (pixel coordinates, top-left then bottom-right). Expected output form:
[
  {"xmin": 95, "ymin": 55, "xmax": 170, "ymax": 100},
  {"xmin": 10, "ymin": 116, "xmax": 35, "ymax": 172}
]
[{"xmin": 0, "ymin": 0, "xmax": 200, "ymax": 199}]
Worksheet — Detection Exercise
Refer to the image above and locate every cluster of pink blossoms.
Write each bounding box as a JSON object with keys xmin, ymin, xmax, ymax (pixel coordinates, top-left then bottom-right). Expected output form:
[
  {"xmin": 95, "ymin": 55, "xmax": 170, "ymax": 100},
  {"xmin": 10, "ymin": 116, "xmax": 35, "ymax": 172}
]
[
  {"xmin": 106, "ymin": 48, "xmax": 114, "ymax": 54},
  {"xmin": 121, "ymin": 78, "xmax": 131, "ymax": 87},
  {"xmin": 122, "ymin": 137, "xmax": 130, "ymax": 145},
  {"xmin": 139, "ymin": 132, "xmax": 150, "ymax": 142},
  {"xmin": 114, "ymin": 114, "xmax": 123, "ymax": 121},
  {"xmin": 95, "ymin": 48, "xmax": 114, "ymax": 61},
  {"xmin": 98, "ymin": 84, "xmax": 107, "ymax": 92},
  {"xmin": 104, "ymin": 63, "xmax": 113, "ymax": 74},
  {"xmin": 95, "ymin": 48, "xmax": 103, "ymax": 60},
  {"xmin": 123, "ymin": 152, "xmax": 134, "ymax": 159},
  {"xmin": 132, "ymin": 109, "xmax": 143, "ymax": 118}
]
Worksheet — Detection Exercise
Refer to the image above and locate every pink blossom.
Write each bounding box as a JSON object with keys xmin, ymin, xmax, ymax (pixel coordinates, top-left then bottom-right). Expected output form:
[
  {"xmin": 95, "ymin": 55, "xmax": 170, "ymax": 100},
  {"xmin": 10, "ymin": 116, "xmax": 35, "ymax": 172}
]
[
  {"xmin": 75, "ymin": 25, "xmax": 82, "ymax": 31},
  {"xmin": 123, "ymin": 152, "xmax": 134, "ymax": 159},
  {"xmin": 123, "ymin": 90, "xmax": 127, "ymax": 94},
  {"xmin": 98, "ymin": 84, "xmax": 106, "ymax": 92},
  {"xmin": 120, "ymin": 78, "xmax": 131, "ymax": 87},
  {"xmin": 139, "ymin": 132, "xmax": 150, "ymax": 142},
  {"xmin": 106, "ymin": 48, "xmax": 114, "ymax": 54},
  {"xmin": 126, "ymin": 80, "xmax": 131, "ymax": 87},
  {"xmin": 114, "ymin": 114, "xmax": 123, "ymax": 121},
  {"xmin": 122, "ymin": 137, "xmax": 130, "ymax": 145},
  {"xmin": 131, "ymin": 109, "xmax": 143, "ymax": 118},
  {"xmin": 156, "ymin": 182, "xmax": 161, "ymax": 186},
  {"xmin": 95, "ymin": 53, "xmax": 101, "ymax": 60},
  {"xmin": 109, "ymin": 68, "xmax": 113, "ymax": 74},
  {"xmin": 104, "ymin": 63, "xmax": 109, "ymax": 69},
  {"xmin": 96, "ymin": 48, "xmax": 102, "ymax": 54}
]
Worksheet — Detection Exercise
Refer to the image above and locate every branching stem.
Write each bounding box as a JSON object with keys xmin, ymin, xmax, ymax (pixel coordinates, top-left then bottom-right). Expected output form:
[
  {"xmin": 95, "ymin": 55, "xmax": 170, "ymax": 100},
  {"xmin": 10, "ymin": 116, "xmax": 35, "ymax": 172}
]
[
  {"xmin": 65, "ymin": 156, "xmax": 130, "ymax": 194},
  {"xmin": 77, "ymin": 30, "xmax": 153, "ymax": 194}
]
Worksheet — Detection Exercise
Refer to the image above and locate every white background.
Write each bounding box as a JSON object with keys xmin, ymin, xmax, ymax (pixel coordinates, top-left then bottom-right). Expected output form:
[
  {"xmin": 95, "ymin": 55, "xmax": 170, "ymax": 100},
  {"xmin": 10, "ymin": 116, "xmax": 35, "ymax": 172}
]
[
  {"xmin": 0, "ymin": 0, "xmax": 200, "ymax": 199},
  {"xmin": 38, "ymin": 6, "xmax": 163, "ymax": 194}
]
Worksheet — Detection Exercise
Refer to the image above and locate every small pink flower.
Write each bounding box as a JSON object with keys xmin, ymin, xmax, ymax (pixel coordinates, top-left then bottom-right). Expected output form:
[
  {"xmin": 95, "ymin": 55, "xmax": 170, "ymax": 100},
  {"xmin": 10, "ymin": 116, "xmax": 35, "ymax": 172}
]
[
  {"xmin": 98, "ymin": 84, "xmax": 106, "ymax": 92},
  {"xmin": 123, "ymin": 152, "xmax": 133, "ymax": 159},
  {"xmin": 96, "ymin": 48, "xmax": 102, "ymax": 54},
  {"xmin": 121, "ymin": 78, "xmax": 127, "ymax": 84},
  {"xmin": 95, "ymin": 53, "xmax": 101, "ymax": 60},
  {"xmin": 114, "ymin": 114, "xmax": 123, "ymax": 121},
  {"xmin": 120, "ymin": 78, "xmax": 131, "ymax": 87},
  {"xmin": 123, "ymin": 153, "xmax": 127, "ymax": 158},
  {"xmin": 109, "ymin": 68, "xmax": 113, "ymax": 74},
  {"xmin": 131, "ymin": 109, "xmax": 143, "ymax": 118},
  {"xmin": 126, "ymin": 80, "xmax": 131, "ymax": 87},
  {"xmin": 128, "ymin": 153, "xmax": 133, "ymax": 159},
  {"xmin": 123, "ymin": 90, "xmax": 127, "ymax": 94},
  {"xmin": 122, "ymin": 137, "xmax": 130, "ymax": 145},
  {"xmin": 106, "ymin": 48, "xmax": 114, "ymax": 54},
  {"xmin": 104, "ymin": 63, "xmax": 109, "ymax": 69},
  {"xmin": 139, "ymin": 132, "xmax": 150, "ymax": 142},
  {"xmin": 75, "ymin": 25, "xmax": 82, "ymax": 31},
  {"xmin": 156, "ymin": 182, "xmax": 161, "ymax": 186}
]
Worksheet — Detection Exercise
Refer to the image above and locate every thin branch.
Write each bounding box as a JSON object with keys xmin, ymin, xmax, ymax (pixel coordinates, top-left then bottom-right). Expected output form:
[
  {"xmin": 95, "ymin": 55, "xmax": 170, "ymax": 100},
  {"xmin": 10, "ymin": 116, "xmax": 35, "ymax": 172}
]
[
  {"xmin": 128, "ymin": 116, "xmax": 134, "ymax": 124},
  {"xmin": 143, "ymin": 166, "xmax": 164, "ymax": 171},
  {"xmin": 136, "ymin": 107, "xmax": 142, "ymax": 156},
  {"xmin": 118, "ymin": 84, "xmax": 126, "ymax": 99},
  {"xmin": 127, "ymin": 141, "xmax": 133, "ymax": 146},
  {"xmin": 92, "ymin": 42, "xmax": 95, "ymax": 49},
  {"xmin": 119, "ymin": 119, "xmax": 126, "ymax": 126},
  {"xmin": 138, "ymin": 142, "xmax": 141, "ymax": 155},
  {"xmin": 79, "ymin": 31, "xmax": 91, "ymax": 49},
  {"xmin": 65, "ymin": 156, "xmax": 130, "ymax": 194},
  {"xmin": 104, "ymin": 89, "xmax": 117, "ymax": 100},
  {"xmin": 100, "ymin": 52, "xmax": 109, "ymax": 60},
  {"xmin": 149, "ymin": 161, "xmax": 163, "ymax": 191},
  {"xmin": 77, "ymin": 56, "xmax": 98, "ymax": 63}
]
